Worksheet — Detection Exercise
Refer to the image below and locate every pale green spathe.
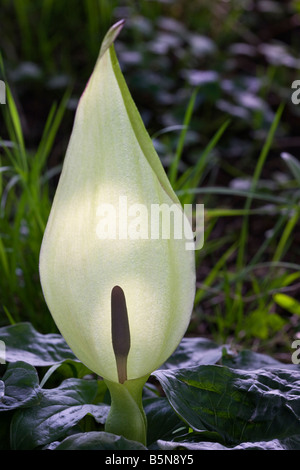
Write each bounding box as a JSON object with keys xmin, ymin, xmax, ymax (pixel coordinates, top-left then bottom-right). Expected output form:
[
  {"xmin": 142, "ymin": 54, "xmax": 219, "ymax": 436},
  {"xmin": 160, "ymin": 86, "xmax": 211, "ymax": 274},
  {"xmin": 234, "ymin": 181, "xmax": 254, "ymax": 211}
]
[{"xmin": 39, "ymin": 23, "xmax": 196, "ymax": 383}]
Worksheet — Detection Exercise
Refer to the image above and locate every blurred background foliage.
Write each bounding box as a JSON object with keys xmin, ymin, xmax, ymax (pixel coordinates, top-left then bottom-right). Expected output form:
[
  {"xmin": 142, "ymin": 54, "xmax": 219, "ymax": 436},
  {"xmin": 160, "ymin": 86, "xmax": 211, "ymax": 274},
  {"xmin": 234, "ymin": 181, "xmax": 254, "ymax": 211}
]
[{"xmin": 1, "ymin": 0, "xmax": 300, "ymax": 361}]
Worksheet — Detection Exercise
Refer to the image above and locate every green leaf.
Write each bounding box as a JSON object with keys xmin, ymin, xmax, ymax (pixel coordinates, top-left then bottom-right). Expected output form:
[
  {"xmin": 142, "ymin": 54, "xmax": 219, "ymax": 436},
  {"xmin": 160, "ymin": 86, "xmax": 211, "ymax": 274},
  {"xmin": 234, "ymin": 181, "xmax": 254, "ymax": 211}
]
[
  {"xmin": 40, "ymin": 359, "xmax": 93, "ymax": 387},
  {"xmin": 222, "ymin": 349, "xmax": 298, "ymax": 371},
  {"xmin": 153, "ymin": 365, "xmax": 300, "ymax": 445},
  {"xmin": 157, "ymin": 435, "xmax": 300, "ymax": 450},
  {"xmin": 10, "ymin": 377, "xmax": 109, "ymax": 450},
  {"xmin": 144, "ymin": 397, "xmax": 184, "ymax": 446},
  {"xmin": 242, "ymin": 309, "xmax": 286, "ymax": 340},
  {"xmin": 0, "ymin": 361, "xmax": 41, "ymax": 411},
  {"xmin": 168, "ymin": 87, "xmax": 199, "ymax": 187},
  {"xmin": 54, "ymin": 431, "xmax": 147, "ymax": 450},
  {"xmin": 273, "ymin": 293, "xmax": 300, "ymax": 316},
  {"xmin": 281, "ymin": 152, "xmax": 300, "ymax": 186},
  {"xmin": 161, "ymin": 337, "xmax": 232, "ymax": 370},
  {"xmin": 0, "ymin": 322, "xmax": 77, "ymax": 366}
]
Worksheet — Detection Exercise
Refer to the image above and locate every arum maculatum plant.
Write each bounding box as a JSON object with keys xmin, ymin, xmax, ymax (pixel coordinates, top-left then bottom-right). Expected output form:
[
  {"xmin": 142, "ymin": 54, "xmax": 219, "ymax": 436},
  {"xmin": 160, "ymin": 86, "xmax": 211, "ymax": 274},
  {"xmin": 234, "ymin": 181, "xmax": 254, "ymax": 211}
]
[{"xmin": 39, "ymin": 20, "xmax": 196, "ymax": 445}]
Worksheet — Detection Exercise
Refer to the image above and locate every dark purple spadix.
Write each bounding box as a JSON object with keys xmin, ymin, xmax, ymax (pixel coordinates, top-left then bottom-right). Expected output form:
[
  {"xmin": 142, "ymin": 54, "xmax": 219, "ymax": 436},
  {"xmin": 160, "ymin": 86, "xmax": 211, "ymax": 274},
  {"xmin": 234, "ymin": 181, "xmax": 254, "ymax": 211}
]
[{"xmin": 111, "ymin": 285, "xmax": 131, "ymax": 383}]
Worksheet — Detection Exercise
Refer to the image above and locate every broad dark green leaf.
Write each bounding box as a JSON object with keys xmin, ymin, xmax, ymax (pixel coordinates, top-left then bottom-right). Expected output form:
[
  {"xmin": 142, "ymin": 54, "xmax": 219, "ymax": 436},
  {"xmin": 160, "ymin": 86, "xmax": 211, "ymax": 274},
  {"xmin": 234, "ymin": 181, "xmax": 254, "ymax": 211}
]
[
  {"xmin": 54, "ymin": 431, "xmax": 147, "ymax": 450},
  {"xmin": 222, "ymin": 349, "xmax": 299, "ymax": 370},
  {"xmin": 161, "ymin": 337, "xmax": 231, "ymax": 369},
  {"xmin": 153, "ymin": 365, "xmax": 300, "ymax": 445},
  {"xmin": 157, "ymin": 435, "xmax": 300, "ymax": 450},
  {"xmin": 40, "ymin": 359, "xmax": 94, "ymax": 386},
  {"xmin": 0, "ymin": 322, "xmax": 77, "ymax": 366},
  {"xmin": 10, "ymin": 377, "xmax": 109, "ymax": 450},
  {"xmin": 0, "ymin": 361, "xmax": 41, "ymax": 411},
  {"xmin": 144, "ymin": 397, "xmax": 185, "ymax": 446},
  {"xmin": 168, "ymin": 337, "xmax": 298, "ymax": 372}
]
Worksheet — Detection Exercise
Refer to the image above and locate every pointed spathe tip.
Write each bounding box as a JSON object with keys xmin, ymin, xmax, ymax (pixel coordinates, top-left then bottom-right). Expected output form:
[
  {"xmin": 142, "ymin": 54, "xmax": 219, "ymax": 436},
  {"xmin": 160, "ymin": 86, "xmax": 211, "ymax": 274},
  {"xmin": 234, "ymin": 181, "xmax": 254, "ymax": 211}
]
[
  {"xmin": 99, "ymin": 19, "xmax": 126, "ymax": 59},
  {"xmin": 113, "ymin": 18, "xmax": 126, "ymax": 30}
]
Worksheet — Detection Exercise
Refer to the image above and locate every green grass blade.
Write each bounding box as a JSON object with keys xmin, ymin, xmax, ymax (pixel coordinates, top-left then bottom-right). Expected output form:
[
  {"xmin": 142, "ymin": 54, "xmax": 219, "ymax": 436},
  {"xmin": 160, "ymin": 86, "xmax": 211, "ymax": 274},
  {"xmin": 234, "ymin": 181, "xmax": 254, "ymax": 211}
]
[
  {"xmin": 273, "ymin": 293, "xmax": 300, "ymax": 316},
  {"xmin": 5, "ymin": 86, "xmax": 27, "ymax": 173},
  {"xmin": 177, "ymin": 186, "xmax": 289, "ymax": 206},
  {"xmin": 34, "ymin": 89, "xmax": 71, "ymax": 176},
  {"xmin": 281, "ymin": 152, "xmax": 300, "ymax": 186},
  {"xmin": 195, "ymin": 242, "xmax": 238, "ymax": 305},
  {"xmin": 249, "ymin": 212, "xmax": 289, "ymax": 267},
  {"xmin": 2, "ymin": 306, "xmax": 16, "ymax": 325},
  {"xmin": 168, "ymin": 87, "xmax": 199, "ymax": 187},
  {"xmin": 235, "ymin": 103, "xmax": 284, "ymax": 285},
  {"xmin": 272, "ymin": 208, "xmax": 299, "ymax": 263},
  {"xmin": 179, "ymin": 120, "xmax": 230, "ymax": 204}
]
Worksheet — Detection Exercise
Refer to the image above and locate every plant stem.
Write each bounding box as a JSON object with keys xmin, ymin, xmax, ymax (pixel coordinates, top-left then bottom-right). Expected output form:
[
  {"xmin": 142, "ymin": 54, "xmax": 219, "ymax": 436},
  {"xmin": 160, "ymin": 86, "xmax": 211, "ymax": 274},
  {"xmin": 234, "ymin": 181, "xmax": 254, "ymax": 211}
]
[{"xmin": 104, "ymin": 375, "xmax": 149, "ymax": 445}]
